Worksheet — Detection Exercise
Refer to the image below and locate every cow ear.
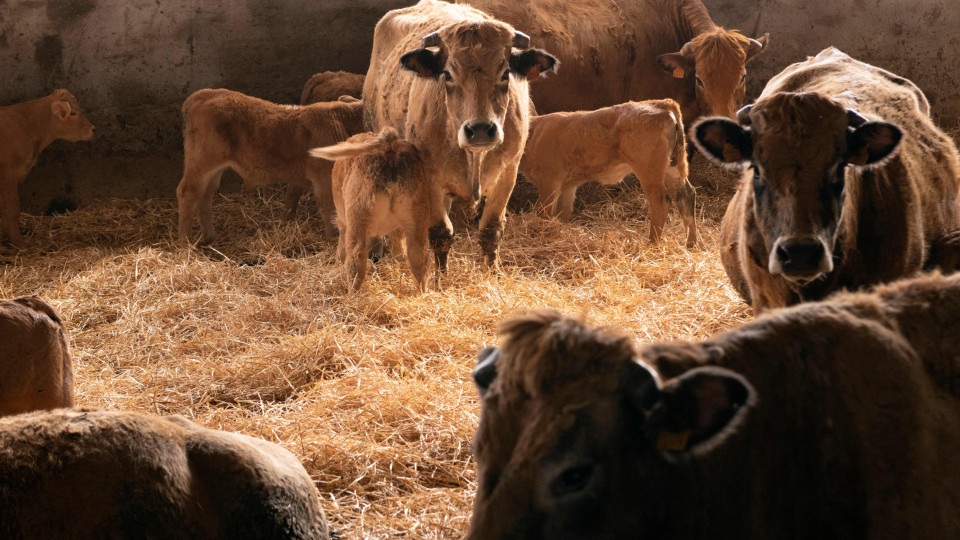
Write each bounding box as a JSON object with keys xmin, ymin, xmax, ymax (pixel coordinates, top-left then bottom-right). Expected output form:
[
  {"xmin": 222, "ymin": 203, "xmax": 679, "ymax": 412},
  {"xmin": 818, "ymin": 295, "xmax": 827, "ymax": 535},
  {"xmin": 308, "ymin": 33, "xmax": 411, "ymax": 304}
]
[
  {"xmin": 400, "ymin": 48, "xmax": 445, "ymax": 78},
  {"xmin": 52, "ymin": 101, "xmax": 71, "ymax": 121},
  {"xmin": 509, "ymin": 49, "xmax": 558, "ymax": 82},
  {"xmin": 473, "ymin": 347, "xmax": 500, "ymax": 397},
  {"xmin": 746, "ymin": 33, "xmax": 769, "ymax": 61},
  {"xmin": 646, "ymin": 366, "xmax": 754, "ymax": 455},
  {"xmin": 847, "ymin": 122, "xmax": 902, "ymax": 170},
  {"xmin": 692, "ymin": 118, "xmax": 753, "ymax": 169},
  {"xmin": 657, "ymin": 52, "xmax": 693, "ymax": 79}
]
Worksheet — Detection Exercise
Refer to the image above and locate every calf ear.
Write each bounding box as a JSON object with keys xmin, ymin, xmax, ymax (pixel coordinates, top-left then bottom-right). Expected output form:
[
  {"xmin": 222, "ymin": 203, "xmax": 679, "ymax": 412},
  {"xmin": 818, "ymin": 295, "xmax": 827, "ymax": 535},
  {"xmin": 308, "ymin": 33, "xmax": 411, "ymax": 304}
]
[
  {"xmin": 657, "ymin": 52, "xmax": 694, "ymax": 79},
  {"xmin": 692, "ymin": 118, "xmax": 753, "ymax": 169},
  {"xmin": 473, "ymin": 347, "xmax": 500, "ymax": 397},
  {"xmin": 52, "ymin": 101, "xmax": 71, "ymax": 121},
  {"xmin": 510, "ymin": 49, "xmax": 558, "ymax": 82},
  {"xmin": 646, "ymin": 366, "xmax": 754, "ymax": 455},
  {"xmin": 847, "ymin": 122, "xmax": 902, "ymax": 169},
  {"xmin": 400, "ymin": 48, "xmax": 445, "ymax": 78}
]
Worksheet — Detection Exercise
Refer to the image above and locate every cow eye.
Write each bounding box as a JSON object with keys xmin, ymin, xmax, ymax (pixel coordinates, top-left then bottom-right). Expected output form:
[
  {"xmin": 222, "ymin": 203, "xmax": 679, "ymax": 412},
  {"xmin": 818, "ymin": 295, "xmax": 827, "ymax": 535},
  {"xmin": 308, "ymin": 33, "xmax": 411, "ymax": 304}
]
[
  {"xmin": 751, "ymin": 166, "xmax": 765, "ymax": 195},
  {"xmin": 500, "ymin": 70, "xmax": 510, "ymax": 82},
  {"xmin": 695, "ymin": 76, "xmax": 704, "ymax": 88},
  {"xmin": 740, "ymin": 74, "xmax": 746, "ymax": 85},
  {"xmin": 552, "ymin": 464, "xmax": 594, "ymax": 497},
  {"xmin": 441, "ymin": 70, "xmax": 453, "ymax": 83}
]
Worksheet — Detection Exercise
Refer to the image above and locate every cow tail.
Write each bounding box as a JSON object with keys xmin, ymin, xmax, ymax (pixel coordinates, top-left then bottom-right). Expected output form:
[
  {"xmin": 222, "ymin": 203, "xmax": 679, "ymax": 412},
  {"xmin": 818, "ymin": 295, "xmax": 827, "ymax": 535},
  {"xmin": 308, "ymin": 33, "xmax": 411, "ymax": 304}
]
[
  {"xmin": 667, "ymin": 100, "xmax": 689, "ymax": 181},
  {"xmin": 310, "ymin": 127, "xmax": 409, "ymax": 161}
]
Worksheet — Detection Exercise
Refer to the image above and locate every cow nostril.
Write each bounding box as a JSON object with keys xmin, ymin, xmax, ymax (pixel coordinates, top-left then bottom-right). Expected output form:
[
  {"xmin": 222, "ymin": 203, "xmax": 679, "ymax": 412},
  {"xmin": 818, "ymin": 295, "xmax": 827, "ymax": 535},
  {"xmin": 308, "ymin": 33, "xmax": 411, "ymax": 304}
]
[
  {"xmin": 463, "ymin": 125, "xmax": 475, "ymax": 139},
  {"xmin": 486, "ymin": 124, "xmax": 497, "ymax": 138},
  {"xmin": 776, "ymin": 244, "xmax": 791, "ymax": 265},
  {"xmin": 778, "ymin": 240, "xmax": 826, "ymax": 274}
]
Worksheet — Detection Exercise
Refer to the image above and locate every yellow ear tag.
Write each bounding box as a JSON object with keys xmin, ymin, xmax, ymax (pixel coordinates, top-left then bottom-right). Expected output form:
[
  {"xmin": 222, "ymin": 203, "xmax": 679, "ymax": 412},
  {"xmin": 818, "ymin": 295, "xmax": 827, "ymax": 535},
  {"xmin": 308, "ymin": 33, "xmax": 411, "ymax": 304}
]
[
  {"xmin": 656, "ymin": 430, "xmax": 692, "ymax": 451},
  {"xmin": 527, "ymin": 66, "xmax": 542, "ymax": 83},
  {"xmin": 672, "ymin": 66, "xmax": 686, "ymax": 79}
]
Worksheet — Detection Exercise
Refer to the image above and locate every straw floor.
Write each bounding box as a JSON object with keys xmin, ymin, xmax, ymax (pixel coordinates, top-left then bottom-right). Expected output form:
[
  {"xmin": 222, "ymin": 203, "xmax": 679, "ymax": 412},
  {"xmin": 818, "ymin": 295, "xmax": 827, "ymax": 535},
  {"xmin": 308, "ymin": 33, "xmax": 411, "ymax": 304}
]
[{"xmin": 1, "ymin": 158, "xmax": 749, "ymax": 538}]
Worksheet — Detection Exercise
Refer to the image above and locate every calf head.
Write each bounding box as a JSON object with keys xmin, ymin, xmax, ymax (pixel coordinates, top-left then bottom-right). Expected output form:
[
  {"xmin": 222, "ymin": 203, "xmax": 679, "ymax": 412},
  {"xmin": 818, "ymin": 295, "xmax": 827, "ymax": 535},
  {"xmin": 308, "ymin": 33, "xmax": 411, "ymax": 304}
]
[
  {"xmin": 467, "ymin": 312, "xmax": 753, "ymax": 540},
  {"xmin": 658, "ymin": 29, "xmax": 768, "ymax": 120},
  {"xmin": 49, "ymin": 89, "xmax": 95, "ymax": 142},
  {"xmin": 692, "ymin": 92, "xmax": 902, "ymax": 284}
]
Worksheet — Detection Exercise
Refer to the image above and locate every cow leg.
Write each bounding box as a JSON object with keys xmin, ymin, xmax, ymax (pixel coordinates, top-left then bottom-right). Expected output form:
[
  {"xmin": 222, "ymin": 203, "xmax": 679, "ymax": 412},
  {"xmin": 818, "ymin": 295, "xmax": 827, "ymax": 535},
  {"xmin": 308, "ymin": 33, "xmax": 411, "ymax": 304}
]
[
  {"xmin": 642, "ymin": 182, "xmax": 668, "ymax": 243},
  {"xmin": 343, "ymin": 220, "xmax": 369, "ymax": 292},
  {"xmin": 429, "ymin": 218, "xmax": 455, "ymax": 273},
  {"xmin": 405, "ymin": 224, "xmax": 429, "ymax": 292},
  {"xmin": 197, "ymin": 170, "xmax": 224, "ymax": 245},
  {"xmin": 556, "ymin": 186, "xmax": 578, "ymax": 222},
  {"xmin": 177, "ymin": 163, "xmax": 224, "ymax": 244},
  {"xmin": 0, "ymin": 175, "xmax": 25, "ymax": 248},
  {"xmin": 308, "ymin": 161, "xmax": 337, "ymax": 237},
  {"xmin": 478, "ymin": 166, "xmax": 518, "ymax": 267},
  {"xmin": 665, "ymin": 168, "xmax": 701, "ymax": 248},
  {"xmin": 534, "ymin": 179, "xmax": 562, "ymax": 219},
  {"xmin": 284, "ymin": 185, "xmax": 307, "ymax": 218}
]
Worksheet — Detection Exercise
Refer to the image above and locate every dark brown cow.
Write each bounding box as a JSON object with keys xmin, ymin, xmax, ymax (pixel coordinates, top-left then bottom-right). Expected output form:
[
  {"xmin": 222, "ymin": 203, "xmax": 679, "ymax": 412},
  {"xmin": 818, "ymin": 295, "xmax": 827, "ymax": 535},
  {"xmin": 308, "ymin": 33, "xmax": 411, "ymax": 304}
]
[
  {"xmin": 364, "ymin": 0, "xmax": 558, "ymax": 268},
  {"xmin": 465, "ymin": 0, "xmax": 768, "ymax": 122},
  {"xmin": 692, "ymin": 47, "xmax": 960, "ymax": 313},
  {"xmin": 0, "ymin": 90, "xmax": 95, "ymax": 247},
  {"xmin": 0, "ymin": 296, "xmax": 73, "ymax": 416},
  {"xmin": 0, "ymin": 409, "xmax": 331, "ymax": 539},
  {"xmin": 468, "ymin": 272, "xmax": 960, "ymax": 539}
]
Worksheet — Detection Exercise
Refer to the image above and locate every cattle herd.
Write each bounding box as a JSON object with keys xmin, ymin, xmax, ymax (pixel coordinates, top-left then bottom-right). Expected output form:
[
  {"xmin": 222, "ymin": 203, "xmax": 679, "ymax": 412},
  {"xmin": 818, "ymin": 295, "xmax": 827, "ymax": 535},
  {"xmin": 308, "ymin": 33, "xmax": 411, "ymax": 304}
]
[{"xmin": 2, "ymin": 0, "xmax": 960, "ymax": 538}]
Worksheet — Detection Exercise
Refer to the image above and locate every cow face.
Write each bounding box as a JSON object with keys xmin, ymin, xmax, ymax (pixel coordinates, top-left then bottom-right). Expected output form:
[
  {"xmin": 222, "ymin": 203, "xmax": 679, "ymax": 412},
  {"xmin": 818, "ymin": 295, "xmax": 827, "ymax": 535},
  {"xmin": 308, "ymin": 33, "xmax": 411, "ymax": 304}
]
[
  {"xmin": 658, "ymin": 30, "xmax": 768, "ymax": 120},
  {"xmin": 49, "ymin": 89, "xmax": 95, "ymax": 142},
  {"xmin": 692, "ymin": 92, "xmax": 902, "ymax": 284},
  {"xmin": 467, "ymin": 320, "xmax": 753, "ymax": 540}
]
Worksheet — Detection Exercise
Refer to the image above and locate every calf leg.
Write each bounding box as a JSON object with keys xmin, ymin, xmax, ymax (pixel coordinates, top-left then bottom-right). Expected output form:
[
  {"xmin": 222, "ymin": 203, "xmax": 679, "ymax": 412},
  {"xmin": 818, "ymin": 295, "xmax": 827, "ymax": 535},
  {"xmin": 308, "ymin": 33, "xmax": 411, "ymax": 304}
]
[
  {"xmin": 429, "ymin": 218, "xmax": 455, "ymax": 273},
  {"xmin": 534, "ymin": 179, "xmax": 562, "ymax": 219},
  {"xmin": 308, "ymin": 162, "xmax": 338, "ymax": 237},
  {"xmin": 0, "ymin": 175, "xmax": 25, "ymax": 248},
  {"xmin": 478, "ymin": 166, "xmax": 518, "ymax": 267},
  {"xmin": 405, "ymin": 225, "xmax": 429, "ymax": 292},
  {"xmin": 197, "ymin": 171, "xmax": 224, "ymax": 245},
  {"xmin": 177, "ymin": 163, "xmax": 225, "ymax": 243},
  {"xmin": 556, "ymin": 186, "xmax": 578, "ymax": 222},
  {"xmin": 284, "ymin": 185, "xmax": 307, "ymax": 218},
  {"xmin": 666, "ymin": 168, "xmax": 701, "ymax": 248},
  {"xmin": 342, "ymin": 221, "xmax": 369, "ymax": 292}
]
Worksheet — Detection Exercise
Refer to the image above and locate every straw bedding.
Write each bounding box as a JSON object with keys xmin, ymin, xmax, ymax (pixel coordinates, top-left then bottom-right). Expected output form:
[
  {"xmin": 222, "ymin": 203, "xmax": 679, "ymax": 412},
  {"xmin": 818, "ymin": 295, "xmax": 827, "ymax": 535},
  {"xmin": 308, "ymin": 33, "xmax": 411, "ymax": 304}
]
[{"xmin": 0, "ymin": 157, "xmax": 752, "ymax": 538}]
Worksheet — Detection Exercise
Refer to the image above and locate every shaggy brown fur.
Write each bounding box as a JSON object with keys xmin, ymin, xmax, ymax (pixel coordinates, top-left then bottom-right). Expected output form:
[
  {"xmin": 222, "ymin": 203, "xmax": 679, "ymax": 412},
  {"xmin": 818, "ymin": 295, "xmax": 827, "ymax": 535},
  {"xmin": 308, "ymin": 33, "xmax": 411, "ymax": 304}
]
[
  {"xmin": 0, "ymin": 90, "xmax": 94, "ymax": 247},
  {"xmin": 0, "ymin": 296, "xmax": 73, "ymax": 416},
  {"xmin": 363, "ymin": 0, "xmax": 557, "ymax": 268},
  {"xmin": 311, "ymin": 127, "xmax": 443, "ymax": 292},
  {"xmin": 176, "ymin": 89, "xmax": 363, "ymax": 244},
  {"xmin": 696, "ymin": 47, "xmax": 960, "ymax": 313},
  {"xmin": 519, "ymin": 99, "xmax": 700, "ymax": 247},
  {"xmin": 464, "ymin": 0, "xmax": 767, "ymax": 122},
  {"xmin": 0, "ymin": 408, "xmax": 330, "ymax": 539},
  {"xmin": 468, "ymin": 272, "xmax": 960, "ymax": 539},
  {"xmin": 300, "ymin": 71, "xmax": 365, "ymax": 106}
]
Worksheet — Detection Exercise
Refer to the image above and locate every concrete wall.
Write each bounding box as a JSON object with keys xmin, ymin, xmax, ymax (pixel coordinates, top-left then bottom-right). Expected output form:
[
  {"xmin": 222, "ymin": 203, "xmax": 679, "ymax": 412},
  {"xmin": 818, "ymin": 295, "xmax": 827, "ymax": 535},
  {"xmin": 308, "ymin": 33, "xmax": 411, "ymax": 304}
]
[{"xmin": 2, "ymin": 0, "xmax": 959, "ymax": 213}]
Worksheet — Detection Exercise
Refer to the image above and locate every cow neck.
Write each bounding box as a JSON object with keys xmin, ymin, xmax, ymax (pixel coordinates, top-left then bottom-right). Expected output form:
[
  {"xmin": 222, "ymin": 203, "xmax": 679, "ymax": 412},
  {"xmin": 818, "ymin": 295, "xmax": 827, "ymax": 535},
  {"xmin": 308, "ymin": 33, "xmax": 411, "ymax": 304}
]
[{"xmin": 5, "ymin": 95, "xmax": 60, "ymax": 155}]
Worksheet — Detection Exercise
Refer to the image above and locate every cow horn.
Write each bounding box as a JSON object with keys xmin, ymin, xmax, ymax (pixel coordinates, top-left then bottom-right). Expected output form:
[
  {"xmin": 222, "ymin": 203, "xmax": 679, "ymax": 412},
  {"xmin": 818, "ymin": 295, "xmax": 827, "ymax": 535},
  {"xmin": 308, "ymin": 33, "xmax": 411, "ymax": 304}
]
[
  {"xmin": 421, "ymin": 32, "xmax": 442, "ymax": 48},
  {"xmin": 736, "ymin": 104, "xmax": 754, "ymax": 126},
  {"xmin": 512, "ymin": 31, "xmax": 530, "ymax": 49},
  {"xmin": 847, "ymin": 109, "xmax": 869, "ymax": 128}
]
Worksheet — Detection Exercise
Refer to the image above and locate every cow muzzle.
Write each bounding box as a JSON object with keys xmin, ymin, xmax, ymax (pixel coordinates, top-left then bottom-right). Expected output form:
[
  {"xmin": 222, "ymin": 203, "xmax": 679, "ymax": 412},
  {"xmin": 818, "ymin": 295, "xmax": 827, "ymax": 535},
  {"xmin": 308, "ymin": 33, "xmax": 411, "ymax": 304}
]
[
  {"xmin": 459, "ymin": 120, "xmax": 503, "ymax": 149},
  {"xmin": 768, "ymin": 236, "xmax": 833, "ymax": 283}
]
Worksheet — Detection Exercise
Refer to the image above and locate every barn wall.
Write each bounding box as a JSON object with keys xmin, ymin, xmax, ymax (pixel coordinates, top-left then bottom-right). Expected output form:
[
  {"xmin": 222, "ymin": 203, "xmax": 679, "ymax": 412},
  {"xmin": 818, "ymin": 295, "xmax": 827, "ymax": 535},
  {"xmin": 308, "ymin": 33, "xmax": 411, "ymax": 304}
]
[{"xmin": 2, "ymin": 0, "xmax": 959, "ymax": 213}]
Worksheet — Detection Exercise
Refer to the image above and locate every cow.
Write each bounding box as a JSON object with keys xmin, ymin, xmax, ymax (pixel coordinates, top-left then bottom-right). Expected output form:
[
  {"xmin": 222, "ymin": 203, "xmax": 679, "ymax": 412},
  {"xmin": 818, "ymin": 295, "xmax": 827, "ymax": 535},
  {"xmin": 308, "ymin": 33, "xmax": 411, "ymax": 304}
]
[
  {"xmin": 0, "ymin": 89, "xmax": 95, "ymax": 248},
  {"xmin": 467, "ymin": 272, "xmax": 960, "ymax": 539},
  {"xmin": 519, "ymin": 99, "xmax": 700, "ymax": 247},
  {"xmin": 311, "ymin": 127, "xmax": 446, "ymax": 292},
  {"xmin": 363, "ymin": 0, "xmax": 558, "ymax": 269},
  {"xmin": 691, "ymin": 47, "xmax": 960, "ymax": 313},
  {"xmin": 464, "ymin": 0, "xmax": 768, "ymax": 123},
  {"xmin": 0, "ymin": 296, "xmax": 73, "ymax": 416},
  {"xmin": 0, "ymin": 408, "xmax": 331, "ymax": 539},
  {"xmin": 300, "ymin": 71, "xmax": 365, "ymax": 106},
  {"xmin": 176, "ymin": 89, "xmax": 363, "ymax": 244}
]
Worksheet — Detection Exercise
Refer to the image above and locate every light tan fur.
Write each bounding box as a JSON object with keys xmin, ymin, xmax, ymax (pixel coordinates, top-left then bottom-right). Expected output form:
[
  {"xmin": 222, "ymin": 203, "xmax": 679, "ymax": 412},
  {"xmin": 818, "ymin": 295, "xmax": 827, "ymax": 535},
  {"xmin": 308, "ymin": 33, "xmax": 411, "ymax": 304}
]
[
  {"xmin": 0, "ymin": 90, "xmax": 95, "ymax": 248},
  {"xmin": 176, "ymin": 89, "xmax": 363, "ymax": 244},
  {"xmin": 0, "ymin": 408, "xmax": 330, "ymax": 539},
  {"xmin": 0, "ymin": 296, "xmax": 73, "ymax": 416},
  {"xmin": 312, "ymin": 128, "xmax": 440, "ymax": 292},
  {"xmin": 520, "ymin": 99, "xmax": 700, "ymax": 247}
]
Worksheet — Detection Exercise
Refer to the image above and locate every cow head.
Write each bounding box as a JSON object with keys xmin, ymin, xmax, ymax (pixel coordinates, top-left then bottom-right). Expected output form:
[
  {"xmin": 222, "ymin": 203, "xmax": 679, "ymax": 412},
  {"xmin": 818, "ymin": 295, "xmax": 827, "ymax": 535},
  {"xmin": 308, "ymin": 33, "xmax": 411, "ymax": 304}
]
[
  {"xmin": 692, "ymin": 92, "xmax": 903, "ymax": 284},
  {"xmin": 658, "ymin": 29, "xmax": 768, "ymax": 120},
  {"xmin": 49, "ymin": 89, "xmax": 95, "ymax": 142},
  {"xmin": 467, "ymin": 312, "xmax": 753, "ymax": 540}
]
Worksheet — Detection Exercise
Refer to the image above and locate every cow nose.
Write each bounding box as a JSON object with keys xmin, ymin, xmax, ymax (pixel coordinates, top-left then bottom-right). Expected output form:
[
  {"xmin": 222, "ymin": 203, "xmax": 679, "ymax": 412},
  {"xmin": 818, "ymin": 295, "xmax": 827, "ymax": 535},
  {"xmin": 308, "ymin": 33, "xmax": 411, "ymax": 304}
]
[
  {"xmin": 462, "ymin": 121, "xmax": 501, "ymax": 147},
  {"xmin": 772, "ymin": 238, "xmax": 829, "ymax": 278}
]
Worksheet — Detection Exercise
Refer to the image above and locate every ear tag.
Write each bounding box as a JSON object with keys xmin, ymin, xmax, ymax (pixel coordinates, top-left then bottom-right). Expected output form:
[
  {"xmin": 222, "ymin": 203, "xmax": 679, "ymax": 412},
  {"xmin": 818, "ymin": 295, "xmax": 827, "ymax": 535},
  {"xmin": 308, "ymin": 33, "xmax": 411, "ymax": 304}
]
[
  {"xmin": 527, "ymin": 66, "xmax": 542, "ymax": 82},
  {"xmin": 672, "ymin": 67, "xmax": 685, "ymax": 79},
  {"xmin": 656, "ymin": 430, "xmax": 692, "ymax": 451}
]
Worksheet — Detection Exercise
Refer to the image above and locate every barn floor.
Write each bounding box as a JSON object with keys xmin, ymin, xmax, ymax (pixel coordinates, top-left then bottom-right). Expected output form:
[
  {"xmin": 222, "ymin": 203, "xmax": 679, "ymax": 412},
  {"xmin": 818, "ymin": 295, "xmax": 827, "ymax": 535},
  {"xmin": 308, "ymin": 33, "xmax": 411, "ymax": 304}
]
[{"xmin": 1, "ymin": 160, "xmax": 751, "ymax": 538}]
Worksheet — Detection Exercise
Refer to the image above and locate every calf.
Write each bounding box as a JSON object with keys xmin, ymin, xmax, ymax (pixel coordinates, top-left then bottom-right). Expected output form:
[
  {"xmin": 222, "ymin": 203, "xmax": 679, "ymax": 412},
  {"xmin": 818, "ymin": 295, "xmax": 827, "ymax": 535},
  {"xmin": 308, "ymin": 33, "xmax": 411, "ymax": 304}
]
[
  {"xmin": 311, "ymin": 127, "xmax": 449, "ymax": 292},
  {"xmin": 176, "ymin": 89, "xmax": 362, "ymax": 244},
  {"xmin": 0, "ymin": 90, "xmax": 94, "ymax": 247},
  {"xmin": 0, "ymin": 296, "xmax": 73, "ymax": 416},
  {"xmin": 692, "ymin": 47, "xmax": 960, "ymax": 313},
  {"xmin": 519, "ymin": 99, "xmax": 699, "ymax": 247},
  {"xmin": 0, "ymin": 409, "xmax": 331, "ymax": 539},
  {"xmin": 468, "ymin": 272, "xmax": 960, "ymax": 539}
]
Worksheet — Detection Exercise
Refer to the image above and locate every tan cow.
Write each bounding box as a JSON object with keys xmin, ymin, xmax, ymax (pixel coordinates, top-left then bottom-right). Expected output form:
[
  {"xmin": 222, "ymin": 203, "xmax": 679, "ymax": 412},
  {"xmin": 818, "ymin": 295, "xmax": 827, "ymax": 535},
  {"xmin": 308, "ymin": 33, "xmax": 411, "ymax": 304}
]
[
  {"xmin": 311, "ymin": 127, "xmax": 447, "ymax": 292},
  {"xmin": 0, "ymin": 296, "xmax": 73, "ymax": 416},
  {"xmin": 300, "ymin": 71, "xmax": 365, "ymax": 105},
  {"xmin": 465, "ymin": 0, "xmax": 768, "ymax": 123},
  {"xmin": 0, "ymin": 408, "xmax": 331, "ymax": 539},
  {"xmin": 692, "ymin": 47, "xmax": 960, "ymax": 313},
  {"xmin": 519, "ymin": 99, "xmax": 700, "ymax": 247},
  {"xmin": 363, "ymin": 0, "xmax": 558, "ymax": 268},
  {"xmin": 468, "ymin": 272, "xmax": 960, "ymax": 539},
  {"xmin": 0, "ymin": 90, "xmax": 95, "ymax": 248},
  {"xmin": 176, "ymin": 89, "xmax": 363, "ymax": 244}
]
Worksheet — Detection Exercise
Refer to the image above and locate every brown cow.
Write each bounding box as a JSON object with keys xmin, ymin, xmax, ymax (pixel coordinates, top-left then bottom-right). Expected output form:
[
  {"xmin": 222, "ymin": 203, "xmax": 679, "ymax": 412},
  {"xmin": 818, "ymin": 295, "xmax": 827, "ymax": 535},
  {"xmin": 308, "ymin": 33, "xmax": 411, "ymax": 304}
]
[
  {"xmin": 468, "ymin": 272, "xmax": 960, "ymax": 539},
  {"xmin": 465, "ymin": 0, "xmax": 768, "ymax": 122},
  {"xmin": 300, "ymin": 71, "xmax": 365, "ymax": 105},
  {"xmin": 176, "ymin": 89, "xmax": 363, "ymax": 244},
  {"xmin": 311, "ymin": 127, "xmax": 446, "ymax": 292},
  {"xmin": 0, "ymin": 90, "xmax": 95, "ymax": 248},
  {"xmin": 363, "ymin": 0, "xmax": 558, "ymax": 268},
  {"xmin": 519, "ymin": 99, "xmax": 700, "ymax": 247},
  {"xmin": 0, "ymin": 296, "xmax": 73, "ymax": 416},
  {"xmin": 692, "ymin": 47, "xmax": 960, "ymax": 313},
  {"xmin": 0, "ymin": 408, "xmax": 331, "ymax": 539}
]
